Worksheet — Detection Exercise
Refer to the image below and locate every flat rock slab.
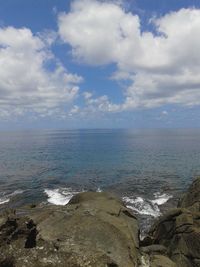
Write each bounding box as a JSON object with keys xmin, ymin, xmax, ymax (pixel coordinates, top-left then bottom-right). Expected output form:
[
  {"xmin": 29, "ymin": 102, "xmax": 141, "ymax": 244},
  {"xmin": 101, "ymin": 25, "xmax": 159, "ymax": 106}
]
[{"xmin": 0, "ymin": 192, "xmax": 139, "ymax": 267}]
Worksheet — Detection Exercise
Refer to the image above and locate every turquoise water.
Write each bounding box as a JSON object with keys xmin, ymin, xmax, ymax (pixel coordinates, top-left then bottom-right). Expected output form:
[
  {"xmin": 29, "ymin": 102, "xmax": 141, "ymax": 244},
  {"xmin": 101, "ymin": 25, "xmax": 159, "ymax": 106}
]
[{"xmin": 0, "ymin": 129, "xmax": 200, "ymax": 228}]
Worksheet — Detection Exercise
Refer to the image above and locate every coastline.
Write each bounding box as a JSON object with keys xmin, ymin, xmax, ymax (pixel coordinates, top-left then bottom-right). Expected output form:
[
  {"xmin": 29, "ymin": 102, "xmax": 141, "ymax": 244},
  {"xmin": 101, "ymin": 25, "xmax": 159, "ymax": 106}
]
[
  {"xmin": 0, "ymin": 184, "xmax": 177, "ymax": 237},
  {"xmin": 0, "ymin": 177, "xmax": 200, "ymax": 266}
]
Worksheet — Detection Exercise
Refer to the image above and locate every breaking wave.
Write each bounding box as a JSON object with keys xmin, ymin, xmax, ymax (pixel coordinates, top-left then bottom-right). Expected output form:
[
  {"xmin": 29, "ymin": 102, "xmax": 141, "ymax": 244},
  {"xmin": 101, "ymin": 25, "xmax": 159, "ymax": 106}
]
[
  {"xmin": 44, "ymin": 187, "xmax": 172, "ymax": 218},
  {"xmin": 123, "ymin": 192, "xmax": 172, "ymax": 218},
  {"xmin": 44, "ymin": 188, "xmax": 81, "ymax": 205},
  {"xmin": 0, "ymin": 190, "xmax": 24, "ymax": 205}
]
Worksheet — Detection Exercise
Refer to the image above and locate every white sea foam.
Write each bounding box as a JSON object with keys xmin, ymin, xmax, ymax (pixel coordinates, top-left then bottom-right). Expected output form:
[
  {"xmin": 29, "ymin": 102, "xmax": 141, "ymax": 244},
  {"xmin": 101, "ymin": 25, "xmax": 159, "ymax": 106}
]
[
  {"xmin": 10, "ymin": 189, "xmax": 24, "ymax": 196},
  {"xmin": 123, "ymin": 196, "xmax": 161, "ymax": 217},
  {"xmin": 96, "ymin": 187, "xmax": 102, "ymax": 192},
  {"xmin": 44, "ymin": 188, "xmax": 81, "ymax": 205},
  {"xmin": 0, "ymin": 189, "xmax": 24, "ymax": 205},
  {"xmin": 123, "ymin": 192, "xmax": 172, "ymax": 218},
  {"xmin": 151, "ymin": 192, "xmax": 172, "ymax": 206},
  {"xmin": 0, "ymin": 197, "xmax": 10, "ymax": 205}
]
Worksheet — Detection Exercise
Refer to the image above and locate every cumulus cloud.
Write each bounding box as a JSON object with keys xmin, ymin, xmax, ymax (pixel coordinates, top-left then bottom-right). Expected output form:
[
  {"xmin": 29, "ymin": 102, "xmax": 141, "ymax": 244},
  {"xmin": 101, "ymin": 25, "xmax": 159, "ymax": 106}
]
[
  {"xmin": 58, "ymin": 0, "xmax": 140, "ymax": 65},
  {"xmin": 0, "ymin": 26, "xmax": 82, "ymax": 119},
  {"xmin": 81, "ymin": 91, "xmax": 121, "ymax": 115},
  {"xmin": 58, "ymin": 0, "xmax": 200, "ymax": 110},
  {"xmin": 162, "ymin": 110, "xmax": 168, "ymax": 116},
  {"xmin": 84, "ymin": 94, "xmax": 120, "ymax": 113},
  {"xmin": 83, "ymin": 91, "xmax": 93, "ymax": 100}
]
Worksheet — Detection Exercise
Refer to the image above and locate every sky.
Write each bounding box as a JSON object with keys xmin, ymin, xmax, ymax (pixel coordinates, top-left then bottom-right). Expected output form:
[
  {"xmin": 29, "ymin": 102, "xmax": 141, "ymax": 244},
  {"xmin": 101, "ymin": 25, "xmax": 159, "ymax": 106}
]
[{"xmin": 1, "ymin": 0, "xmax": 200, "ymax": 129}]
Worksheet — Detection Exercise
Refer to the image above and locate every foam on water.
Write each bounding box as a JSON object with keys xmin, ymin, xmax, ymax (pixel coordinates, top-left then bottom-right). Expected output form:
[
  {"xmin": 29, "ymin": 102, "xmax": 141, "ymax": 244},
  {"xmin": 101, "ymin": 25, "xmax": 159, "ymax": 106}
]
[
  {"xmin": 151, "ymin": 192, "xmax": 172, "ymax": 205},
  {"xmin": 123, "ymin": 196, "xmax": 161, "ymax": 217},
  {"xmin": 0, "ymin": 197, "xmax": 10, "ymax": 205},
  {"xmin": 45, "ymin": 187, "xmax": 104, "ymax": 205},
  {"xmin": 44, "ymin": 187, "xmax": 172, "ymax": 217},
  {"xmin": 123, "ymin": 192, "xmax": 172, "ymax": 218},
  {"xmin": 44, "ymin": 188, "xmax": 81, "ymax": 205},
  {"xmin": 0, "ymin": 190, "xmax": 24, "ymax": 205},
  {"xmin": 97, "ymin": 187, "xmax": 102, "ymax": 192}
]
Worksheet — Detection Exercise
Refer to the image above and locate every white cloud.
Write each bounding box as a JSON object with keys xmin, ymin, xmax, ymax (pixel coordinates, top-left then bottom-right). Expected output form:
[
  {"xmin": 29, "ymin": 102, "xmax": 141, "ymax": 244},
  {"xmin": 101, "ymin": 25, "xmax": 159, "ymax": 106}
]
[
  {"xmin": 58, "ymin": 0, "xmax": 140, "ymax": 65},
  {"xmin": 69, "ymin": 105, "xmax": 80, "ymax": 116},
  {"xmin": 76, "ymin": 94, "xmax": 121, "ymax": 118},
  {"xmin": 83, "ymin": 91, "xmax": 93, "ymax": 100},
  {"xmin": 0, "ymin": 26, "xmax": 82, "ymax": 119},
  {"xmin": 86, "ymin": 94, "xmax": 120, "ymax": 112},
  {"xmin": 58, "ymin": 0, "xmax": 200, "ymax": 111},
  {"xmin": 162, "ymin": 110, "xmax": 168, "ymax": 116}
]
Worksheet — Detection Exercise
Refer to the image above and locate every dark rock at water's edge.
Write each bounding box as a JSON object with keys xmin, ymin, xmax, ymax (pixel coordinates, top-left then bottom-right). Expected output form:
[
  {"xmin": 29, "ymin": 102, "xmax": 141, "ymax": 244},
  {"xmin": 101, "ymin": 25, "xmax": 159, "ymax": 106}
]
[
  {"xmin": 143, "ymin": 176, "xmax": 200, "ymax": 267},
  {"xmin": 0, "ymin": 179, "xmax": 200, "ymax": 266}
]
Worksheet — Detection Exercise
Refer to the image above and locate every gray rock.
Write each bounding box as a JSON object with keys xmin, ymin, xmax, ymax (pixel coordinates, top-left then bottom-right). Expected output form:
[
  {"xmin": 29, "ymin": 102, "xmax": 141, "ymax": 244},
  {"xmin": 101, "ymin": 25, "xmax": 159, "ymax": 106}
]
[
  {"xmin": 1, "ymin": 178, "xmax": 200, "ymax": 267},
  {"xmin": 0, "ymin": 192, "xmax": 139, "ymax": 267},
  {"xmin": 141, "ymin": 244, "xmax": 167, "ymax": 254},
  {"xmin": 179, "ymin": 176, "xmax": 200, "ymax": 211},
  {"xmin": 148, "ymin": 177, "xmax": 200, "ymax": 267},
  {"xmin": 150, "ymin": 255, "xmax": 177, "ymax": 267}
]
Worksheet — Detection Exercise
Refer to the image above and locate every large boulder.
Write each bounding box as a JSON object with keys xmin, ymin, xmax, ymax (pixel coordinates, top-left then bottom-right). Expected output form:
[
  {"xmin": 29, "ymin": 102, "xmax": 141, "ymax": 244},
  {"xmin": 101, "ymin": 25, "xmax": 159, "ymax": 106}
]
[
  {"xmin": 145, "ymin": 177, "xmax": 200, "ymax": 267},
  {"xmin": 0, "ymin": 192, "xmax": 140, "ymax": 267}
]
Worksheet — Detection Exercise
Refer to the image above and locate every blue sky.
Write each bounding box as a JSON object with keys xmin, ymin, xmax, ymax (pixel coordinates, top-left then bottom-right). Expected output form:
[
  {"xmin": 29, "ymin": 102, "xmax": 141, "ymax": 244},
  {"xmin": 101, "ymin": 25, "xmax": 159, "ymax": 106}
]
[{"xmin": 1, "ymin": 0, "xmax": 200, "ymax": 129}]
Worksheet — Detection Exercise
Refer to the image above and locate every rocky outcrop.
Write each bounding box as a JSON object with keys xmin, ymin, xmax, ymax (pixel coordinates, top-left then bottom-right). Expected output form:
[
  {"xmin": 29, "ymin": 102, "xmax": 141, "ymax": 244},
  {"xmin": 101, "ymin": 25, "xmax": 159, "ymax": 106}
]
[
  {"xmin": 0, "ymin": 178, "xmax": 200, "ymax": 267},
  {"xmin": 0, "ymin": 192, "xmax": 139, "ymax": 267},
  {"xmin": 143, "ymin": 177, "xmax": 200, "ymax": 267},
  {"xmin": 179, "ymin": 177, "xmax": 200, "ymax": 212}
]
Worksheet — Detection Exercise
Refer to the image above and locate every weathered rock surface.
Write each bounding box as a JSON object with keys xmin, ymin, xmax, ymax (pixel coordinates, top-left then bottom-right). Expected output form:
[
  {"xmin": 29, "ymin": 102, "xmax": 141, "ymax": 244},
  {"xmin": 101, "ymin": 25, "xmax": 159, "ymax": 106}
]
[
  {"xmin": 0, "ymin": 192, "xmax": 140, "ymax": 267},
  {"xmin": 179, "ymin": 176, "xmax": 200, "ymax": 212},
  {"xmin": 1, "ymin": 178, "xmax": 200, "ymax": 267},
  {"xmin": 145, "ymin": 177, "xmax": 200, "ymax": 267}
]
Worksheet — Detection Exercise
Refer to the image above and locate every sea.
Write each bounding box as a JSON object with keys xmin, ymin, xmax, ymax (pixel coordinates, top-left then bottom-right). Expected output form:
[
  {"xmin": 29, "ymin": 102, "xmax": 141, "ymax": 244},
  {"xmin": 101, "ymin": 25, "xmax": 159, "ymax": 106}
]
[{"xmin": 0, "ymin": 128, "xmax": 200, "ymax": 233}]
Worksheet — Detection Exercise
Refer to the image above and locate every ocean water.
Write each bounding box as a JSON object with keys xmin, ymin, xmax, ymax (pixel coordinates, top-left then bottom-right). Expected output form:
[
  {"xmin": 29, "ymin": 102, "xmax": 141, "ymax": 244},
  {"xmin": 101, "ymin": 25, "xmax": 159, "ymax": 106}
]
[{"xmin": 0, "ymin": 129, "xmax": 200, "ymax": 231}]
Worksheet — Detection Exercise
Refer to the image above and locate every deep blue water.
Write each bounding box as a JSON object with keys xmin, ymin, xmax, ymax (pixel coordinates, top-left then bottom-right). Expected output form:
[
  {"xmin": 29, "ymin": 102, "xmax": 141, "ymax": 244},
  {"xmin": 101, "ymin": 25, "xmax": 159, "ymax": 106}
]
[{"xmin": 0, "ymin": 129, "xmax": 200, "ymax": 228}]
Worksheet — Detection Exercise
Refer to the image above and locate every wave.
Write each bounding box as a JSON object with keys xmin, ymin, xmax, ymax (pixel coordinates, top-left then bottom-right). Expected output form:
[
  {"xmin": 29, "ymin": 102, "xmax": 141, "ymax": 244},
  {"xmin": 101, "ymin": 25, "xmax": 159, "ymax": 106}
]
[
  {"xmin": 44, "ymin": 187, "xmax": 172, "ymax": 218},
  {"xmin": 45, "ymin": 187, "xmax": 104, "ymax": 206},
  {"xmin": 44, "ymin": 188, "xmax": 81, "ymax": 205},
  {"xmin": 0, "ymin": 196, "xmax": 10, "ymax": 205},
  {"xmin": 123, "ymin": 192, "xmax": 172, "ymax": 218},
  {"xmin": 0, "ymin": 182, "xmax": 173, "ymax": 220},
  {"xmin": 0, "ymin": 190, "xmax": 24, "ymax": 205},
  {"xmin": 123, "ymin": 196, "xmax": 161, "ymax": 217},
  {"xmin": 151, "ymin": 192, "xmax": 172, "ymax": 205}
]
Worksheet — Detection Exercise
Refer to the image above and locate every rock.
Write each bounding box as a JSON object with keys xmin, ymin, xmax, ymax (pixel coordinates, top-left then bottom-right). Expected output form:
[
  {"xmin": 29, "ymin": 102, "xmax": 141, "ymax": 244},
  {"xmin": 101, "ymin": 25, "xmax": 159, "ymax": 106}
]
[
  {"xmin": 150, "ymin": 255, "xmax": 177, "ymax": 267},
  {"xmin": 141, "ymin": 244, "xmax": 167, "ymax": 254},
  {"xmin": 179, "ymin": 176, "xmax": 200, "ymax": 211},
  {"xmin": 1, "ymin": 178, "xmax": 200, "ymax": 267},
  {"xmin": 148, "ymin": 177, "xmax": 200, "ymax": 267},
  {"xmin": 140, "ymin": 235, "xmax": 154, "ymax": 247},
  {"xmin": 0, "ymin": 192, "xmax": 140, "ymax": 267},
  {"xmin": 140, "ymin": 254, "xmax": 177, "ymax": 267}
]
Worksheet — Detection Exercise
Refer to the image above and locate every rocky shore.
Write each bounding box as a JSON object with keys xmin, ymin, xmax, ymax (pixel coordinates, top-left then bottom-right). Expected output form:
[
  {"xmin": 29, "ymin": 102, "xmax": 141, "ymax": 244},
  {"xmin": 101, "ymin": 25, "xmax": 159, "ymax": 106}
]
[{"xmin": 0, "ymin": 178, "xmax": 200, "ymax": 267}]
